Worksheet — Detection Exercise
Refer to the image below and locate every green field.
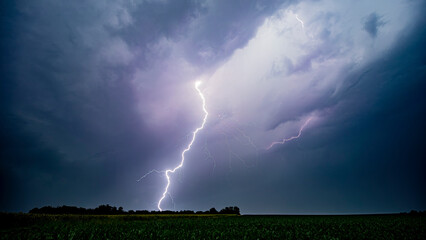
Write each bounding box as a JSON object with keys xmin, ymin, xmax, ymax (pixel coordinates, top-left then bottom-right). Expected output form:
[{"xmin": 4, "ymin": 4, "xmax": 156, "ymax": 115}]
[{"xmin": 1, "ymin": 213, "xmax": 425, "ymax": 239}]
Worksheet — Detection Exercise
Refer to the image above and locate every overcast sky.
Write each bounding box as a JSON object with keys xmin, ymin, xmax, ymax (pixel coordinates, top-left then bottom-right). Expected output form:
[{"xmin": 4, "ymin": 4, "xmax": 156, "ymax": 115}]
[{"xmin": 1, "ymin": 0, "xmax": 425, "ymax": 214}]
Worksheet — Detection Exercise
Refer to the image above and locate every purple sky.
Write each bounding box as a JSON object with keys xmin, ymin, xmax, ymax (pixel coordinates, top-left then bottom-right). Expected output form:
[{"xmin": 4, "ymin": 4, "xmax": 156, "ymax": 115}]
[{"xmin": 1, "ymin": 0, "xmax": 425, "ymax": 213}]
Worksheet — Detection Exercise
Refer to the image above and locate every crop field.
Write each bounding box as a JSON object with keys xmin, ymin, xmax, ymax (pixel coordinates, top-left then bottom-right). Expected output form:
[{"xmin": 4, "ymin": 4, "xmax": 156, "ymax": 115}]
[{"xmin": 0, "ymin": 213, "xmax": 425, "ymax": 239}]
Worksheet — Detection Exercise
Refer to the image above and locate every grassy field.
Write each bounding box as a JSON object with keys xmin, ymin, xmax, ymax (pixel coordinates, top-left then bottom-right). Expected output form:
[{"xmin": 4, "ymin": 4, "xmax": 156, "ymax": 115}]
[{"xmin": 0, "ymin": 213, "xmax": 425, "ymax": 239}]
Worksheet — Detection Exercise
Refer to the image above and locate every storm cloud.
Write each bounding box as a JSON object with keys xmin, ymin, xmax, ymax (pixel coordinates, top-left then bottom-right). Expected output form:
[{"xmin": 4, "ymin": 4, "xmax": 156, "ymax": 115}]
[
  {"xmin": 1, "ymin": 0, "xmax": 425, "ymax": 213},
  {"xmin": 363, "ymin": 12, "xmax": 385, "ymax": 38}
]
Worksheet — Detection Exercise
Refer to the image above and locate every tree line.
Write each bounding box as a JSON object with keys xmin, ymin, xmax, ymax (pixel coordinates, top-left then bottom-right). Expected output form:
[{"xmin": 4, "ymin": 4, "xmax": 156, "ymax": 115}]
[{"xmin": 29, "ymin": 205, "xmax": 240, "ymax": 215}]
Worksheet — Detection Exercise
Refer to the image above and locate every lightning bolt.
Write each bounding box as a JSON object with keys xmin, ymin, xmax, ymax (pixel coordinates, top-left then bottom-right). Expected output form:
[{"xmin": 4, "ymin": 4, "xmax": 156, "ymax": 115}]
[
  {"xmin": 156, "ymin": 81, "xmax": 209, "ymax": 211},
  {"xmin": 235, "ymin": 127, "xmax": 259, "ymax": 163},
  {"xmin": 136, "ymin": 169, "xmax": 164, "ymax": 182},
  {"xmin": 202, "ymin": 141, "xmax": 216, "ymax": 175},
  {"xmin": 295, "ymin": 14, "xmax": 305, "ymax": 29},
  {"xmin": 266, "ymin": 117, "xmax": 313, "ymax": 150}
]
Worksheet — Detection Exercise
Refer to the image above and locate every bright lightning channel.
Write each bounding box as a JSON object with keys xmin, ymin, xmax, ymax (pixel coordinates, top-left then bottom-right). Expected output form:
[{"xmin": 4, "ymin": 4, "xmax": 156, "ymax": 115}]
[
  {"xmin": 156, "ymin": 80, "xmax": 208, "ymax": 211},
  {"xmin": 266, "ymin": 117, "xmax": 313, "ymax": 150},
  {"xmin": 295, "ymin": 14, "xmax": 305, "ymax": 29},
  {"xmin": 137, "ymin": 169, "xmax": 164, "ymax": 182}
]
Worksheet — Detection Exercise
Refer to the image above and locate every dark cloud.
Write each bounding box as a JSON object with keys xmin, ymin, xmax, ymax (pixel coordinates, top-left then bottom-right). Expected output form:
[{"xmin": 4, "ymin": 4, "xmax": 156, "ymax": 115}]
[
  {"xmin": 363, "ymin": 12, "xmax": 385, "ymax": 38},
  {"xmin": 181, "ymin": 0, "xmax": 297, "ymax": 66},
  {"xmin": 0, "ymin": 0, "xmax": 183, "ymax": 211}
]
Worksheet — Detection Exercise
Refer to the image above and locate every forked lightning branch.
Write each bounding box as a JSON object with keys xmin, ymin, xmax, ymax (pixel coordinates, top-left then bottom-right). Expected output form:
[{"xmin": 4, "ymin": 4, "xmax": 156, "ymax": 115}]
[{"xmin": 139, "ymin": 81, "xmax": 208, "ymax": 211}]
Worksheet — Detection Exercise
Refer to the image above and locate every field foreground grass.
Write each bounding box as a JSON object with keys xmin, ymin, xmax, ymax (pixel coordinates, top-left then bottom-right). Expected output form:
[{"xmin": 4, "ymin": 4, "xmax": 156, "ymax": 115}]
[{"xmin": 0, "ymin": 213, "xmax": 425, "ymax": 239}]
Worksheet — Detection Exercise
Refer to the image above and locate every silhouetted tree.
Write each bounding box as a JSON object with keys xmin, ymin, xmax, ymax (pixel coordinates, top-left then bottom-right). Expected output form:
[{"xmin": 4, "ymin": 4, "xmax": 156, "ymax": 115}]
[
  {"xmin": 220, "ymin": 206, "xmax": 240, "ymax": 215},
  {"xmin": 136, "ymin": 210, "xmax": 149, "ymax": 214},
  {"xmin": 180, "ymin": 210, "xmax": 195, "ymax": 214},
  {"xmin": 209, "ymin": 208, "xmax": 218, "ymax": 214},
  {"xmin": 29, "ymin": 205, "xmax": 242, "ymax": 215}
]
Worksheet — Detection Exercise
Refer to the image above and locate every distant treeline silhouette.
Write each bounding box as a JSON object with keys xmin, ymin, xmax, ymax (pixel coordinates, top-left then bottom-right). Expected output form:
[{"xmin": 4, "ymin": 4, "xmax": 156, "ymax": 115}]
[{"xmin": 29, "ymin": 205, "xmax": 240, "ymax": 215}]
